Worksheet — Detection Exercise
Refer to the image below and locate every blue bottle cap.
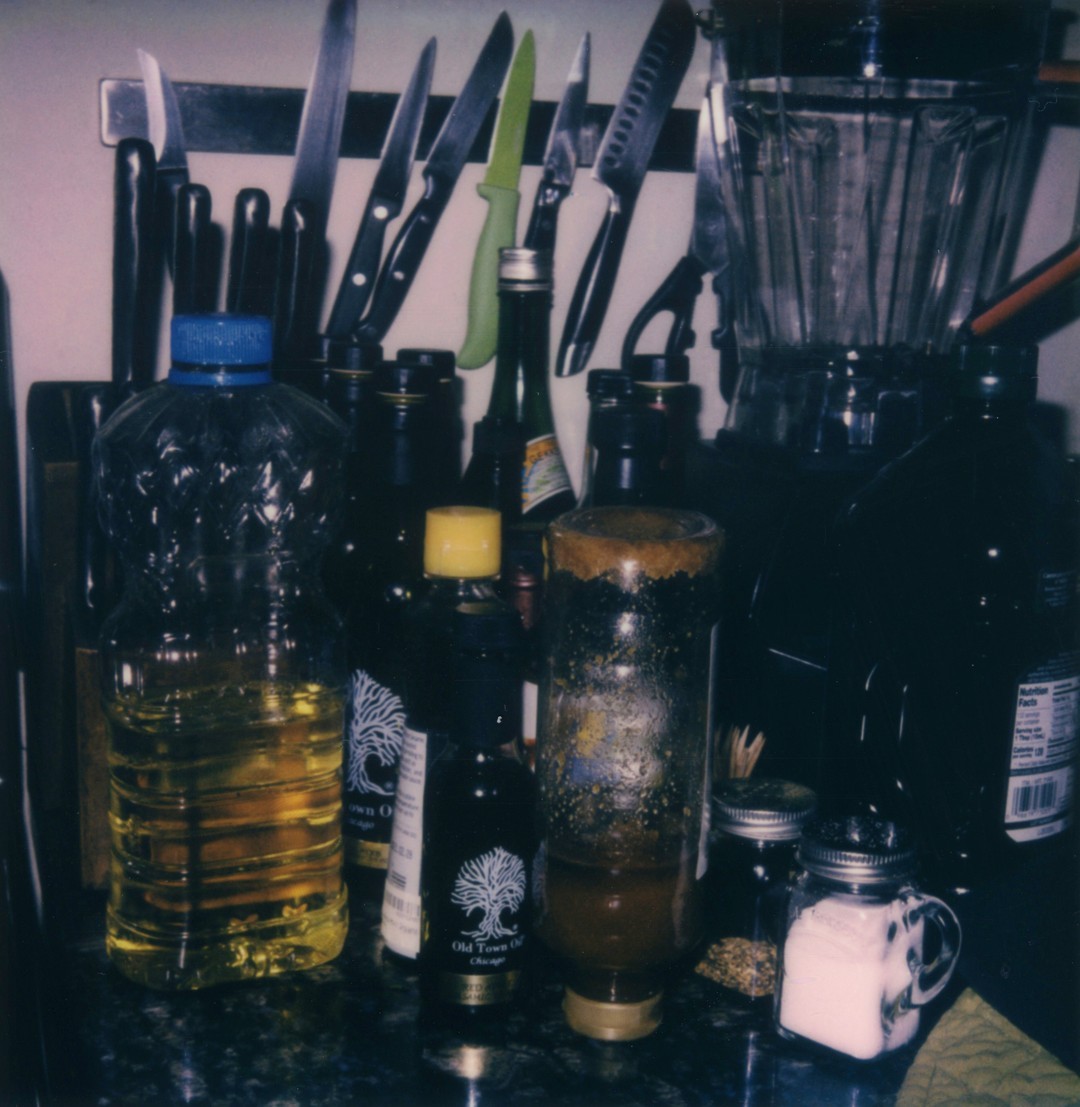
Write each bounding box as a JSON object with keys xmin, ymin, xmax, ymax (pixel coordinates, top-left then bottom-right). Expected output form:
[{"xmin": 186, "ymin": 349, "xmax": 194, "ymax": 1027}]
[{"xmin": 170, "ymin": 314, "xmax": 273, "ymax": 386}]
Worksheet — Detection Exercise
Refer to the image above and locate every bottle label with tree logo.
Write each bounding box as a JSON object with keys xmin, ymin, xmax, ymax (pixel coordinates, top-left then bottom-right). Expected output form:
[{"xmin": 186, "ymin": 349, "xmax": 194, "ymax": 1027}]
[
  {"xmin": 343, "ymin": 669, "xmax": 405, "ymax": 868},
  {"xmin": 434, "ymin": 845, "xmax": 529, "ymax": 1005}
]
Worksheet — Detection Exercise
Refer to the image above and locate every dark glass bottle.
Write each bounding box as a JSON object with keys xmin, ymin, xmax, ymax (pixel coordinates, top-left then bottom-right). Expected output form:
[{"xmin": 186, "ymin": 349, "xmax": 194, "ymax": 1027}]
[
  {"xmin": 381, "ymin": 506, "xmax": 506, "ymax": 960},
  {"xmin": 581, "ymin": 405, "xmax": 668, "ymax": 508},
  {"xmin": 397, "ymin": 347, "xmax": 461, "ymax": 502},
  {"xmin": 421, "ymin": 602, "xmax": 535, "ymax": 1021},
  {"xmin": 342, "ymin": 360, "xmax": 441, "ymax": 879},
  {"xmin": 457, "ymin": 415, "xmax": 526, "ymax": 528},
  {"xmin": 465, "ymin": 247, "xmax": 575, "ymax": 530},
  {"xmin": 322, "ymin": 340, "xmax": 382, "ymax": 617},
  {"xmin": 577, "ymin": 368, "xmax": 635, "ymax": 508},
  {"xmin": 629, "ymin": 353, "xmax": 694, "ymax": 507},
  {"xmin": 827, "ymin": 344, "xmax": 1079, "ymax": 896}
]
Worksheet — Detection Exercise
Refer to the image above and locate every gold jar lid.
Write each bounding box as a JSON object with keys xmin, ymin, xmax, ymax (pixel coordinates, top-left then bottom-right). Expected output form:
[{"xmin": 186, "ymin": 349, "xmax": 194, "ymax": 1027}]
[
  {"xmin": 546, "ymin": 506, "xmax": 722, "ymax": 589},
  {"xmin": 562, "ymin": 987, "xmax": 663, "ymax": 1041}
]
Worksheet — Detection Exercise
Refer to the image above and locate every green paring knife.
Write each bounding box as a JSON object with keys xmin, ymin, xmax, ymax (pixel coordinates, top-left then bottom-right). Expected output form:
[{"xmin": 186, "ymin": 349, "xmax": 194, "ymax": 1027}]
[{"xmin": 457, "ymin": 30, "xmax": 535, "ymax": 370}]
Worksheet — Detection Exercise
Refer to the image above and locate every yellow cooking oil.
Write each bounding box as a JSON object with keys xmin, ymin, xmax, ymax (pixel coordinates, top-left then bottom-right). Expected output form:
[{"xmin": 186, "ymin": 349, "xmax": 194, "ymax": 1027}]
[{"xmin": 105, "ymin": 679, "xmax": 348, "ymax": 989}]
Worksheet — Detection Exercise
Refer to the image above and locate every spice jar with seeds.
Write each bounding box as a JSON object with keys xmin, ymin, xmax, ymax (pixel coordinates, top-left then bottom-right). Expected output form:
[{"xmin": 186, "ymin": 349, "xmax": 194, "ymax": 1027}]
[{"xmin": 698, "ymin": 778, "xmax": 817, "ymax": 1000}]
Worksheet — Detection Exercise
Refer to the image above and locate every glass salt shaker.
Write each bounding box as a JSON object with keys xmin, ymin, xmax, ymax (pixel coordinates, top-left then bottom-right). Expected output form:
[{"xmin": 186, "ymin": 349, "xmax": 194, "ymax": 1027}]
[
  {"xmin": 774, "ymin": 816, "xmax": 961, "ymax": 1062},
  {"xmin": 702, "ymin": 778, "xmax": 817, "ymax": 1001}
]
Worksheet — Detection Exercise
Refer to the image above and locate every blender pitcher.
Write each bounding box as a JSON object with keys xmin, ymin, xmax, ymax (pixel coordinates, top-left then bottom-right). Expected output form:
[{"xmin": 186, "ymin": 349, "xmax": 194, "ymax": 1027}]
[
  {"xmin": 710, "ymin": 0, "xmax": 1052, "ymax": 447},
  {"xmin": 689, "ymin": 0, "xmax": 1053, "ymax": 788}
]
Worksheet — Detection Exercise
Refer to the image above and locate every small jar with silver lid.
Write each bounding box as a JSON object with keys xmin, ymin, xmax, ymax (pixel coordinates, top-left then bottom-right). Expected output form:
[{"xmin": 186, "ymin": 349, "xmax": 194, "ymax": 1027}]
[
  {"xmin": 701, "ymin": 778, "xmax": 818, "ymax": 1000},
  {"xmin": 774, "ymin": 816, "xmax": 962, "ymax": 1062}
]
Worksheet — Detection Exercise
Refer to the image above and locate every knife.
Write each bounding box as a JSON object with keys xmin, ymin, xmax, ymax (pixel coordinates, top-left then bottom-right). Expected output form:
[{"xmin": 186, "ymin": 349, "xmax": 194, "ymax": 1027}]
[
  {"xmin": 137, "ymin": 48, "xmax": 189, "ymax": 277},
  {"xmin": 523, "ymin": 32, "xmax": 590, "ymax": 256},
  {"xmin": 226, "ymin": 188, "xmax": 271, "ymax": 315},
  {"xmin": 457, "ymin": 30, "xmax": 536, "ymax": 370},
  {"xmin": 273, "ymin": 199, "xmax": 319, "ymax": 380},
  {"xmin": 555, "ymin": 0, "xmax": 697, "ymax": 377},
  {"xmin": 112, "ymin": 137, "xmax": 157, "ymax": 398},
  {"xmin": 620, "ymin": 94, "xmax": 731, "ymax": 370},
  {"xmin": 77, "ymin": 137, "xmax": 157, "ymax": 623},
  {"xmin": 355, "ymin": 12, "xmax": 515, "ymax": 345},
  {"xmin": 324, "ymin": 37, "xmax": 436, "ymax": 341},
  {"xmin": 289, "ymin": 0, "xmax": 357, "ymax": 242},
  {"xmin": 173, "ymin": 183, "xmax": 215, "ymax": 315}
]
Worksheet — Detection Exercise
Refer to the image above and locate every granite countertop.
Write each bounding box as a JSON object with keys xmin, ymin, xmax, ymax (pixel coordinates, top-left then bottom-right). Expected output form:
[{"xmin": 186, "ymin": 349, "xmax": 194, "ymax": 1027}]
[{"xmin": 41, "ymin": 884, "xmax": 924, "ymax": 1107}]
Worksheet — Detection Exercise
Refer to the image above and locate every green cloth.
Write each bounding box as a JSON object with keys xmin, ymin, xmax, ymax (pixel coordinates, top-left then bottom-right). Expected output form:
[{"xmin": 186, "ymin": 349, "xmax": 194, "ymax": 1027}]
[{"xmin": 898, "ymin": 989, "xmax": 1080, "ymax": 1107}]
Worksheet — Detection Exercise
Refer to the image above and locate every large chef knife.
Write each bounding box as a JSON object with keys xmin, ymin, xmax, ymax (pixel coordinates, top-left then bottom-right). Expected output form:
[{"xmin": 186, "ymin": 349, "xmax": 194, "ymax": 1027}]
[
  {"xmin": 137, "ymin": 49, "xmax": 188, "ymax": 277},
  {"xmin": 457, "ymin": 30, "xmax": 535, "ymax": 370},
  {"xmin": 523, "ymin": 32, "xmax": 590, "ymax": 256},
  {"xmin": 555, "ymin": 0, "xmax": 696, "ymax": 377},
  {"xmin": 355, "ymin": 12, "xmax": 514, "ymax": 345},
  {"xmin": 324, "ymin": 37, "xmax": 436, "ymax": 341}
]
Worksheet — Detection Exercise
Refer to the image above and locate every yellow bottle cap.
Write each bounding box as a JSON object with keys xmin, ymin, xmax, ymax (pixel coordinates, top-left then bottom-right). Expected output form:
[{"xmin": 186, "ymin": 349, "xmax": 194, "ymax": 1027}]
[
  {"xmin": 423, "ymin": 506, "xmax": 502, "ymax": 578},
  {"xmin": 561, "ymin": 987, "xmax": 663, "ymax": 1041}
]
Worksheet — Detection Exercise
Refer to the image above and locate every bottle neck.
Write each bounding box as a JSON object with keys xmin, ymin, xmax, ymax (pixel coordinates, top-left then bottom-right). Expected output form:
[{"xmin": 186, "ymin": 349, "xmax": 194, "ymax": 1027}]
[
  {"xmin": 372, "ymin": 394, "xmax": 437, "ymax": 489},
  {"xmin": 487, "ymin": 286, "xmax": 554, "ymax": 434},
  {"xmin": 587, "ymin": 448, "xmax": 666, "ymax": 508}
]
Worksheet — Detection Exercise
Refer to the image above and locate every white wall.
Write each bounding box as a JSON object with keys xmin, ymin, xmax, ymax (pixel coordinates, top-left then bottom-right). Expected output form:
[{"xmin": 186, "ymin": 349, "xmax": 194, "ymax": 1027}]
[{"xmin": 2, "ymin": 0, "xmax": 1079, "ymax": 501}]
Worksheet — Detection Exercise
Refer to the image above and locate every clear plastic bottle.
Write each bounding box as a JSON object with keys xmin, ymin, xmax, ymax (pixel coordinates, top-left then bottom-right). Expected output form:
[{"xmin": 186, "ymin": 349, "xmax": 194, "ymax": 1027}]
[{"xmin": 94, "ymin": 313, "xmax": 349, "ymax": 990}]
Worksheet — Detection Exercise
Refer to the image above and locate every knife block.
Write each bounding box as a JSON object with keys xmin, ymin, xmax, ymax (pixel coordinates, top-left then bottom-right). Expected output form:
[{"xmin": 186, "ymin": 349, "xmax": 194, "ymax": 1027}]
[{"xmin": 25, "ymin": 381, "xmax": 112, "ymax": 891}]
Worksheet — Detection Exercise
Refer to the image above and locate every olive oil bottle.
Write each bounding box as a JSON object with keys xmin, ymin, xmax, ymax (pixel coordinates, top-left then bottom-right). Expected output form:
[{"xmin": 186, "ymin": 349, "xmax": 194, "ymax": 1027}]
[{"xmin": 420, "ymin": 603, "xmax": 534, "ymax": 1020}]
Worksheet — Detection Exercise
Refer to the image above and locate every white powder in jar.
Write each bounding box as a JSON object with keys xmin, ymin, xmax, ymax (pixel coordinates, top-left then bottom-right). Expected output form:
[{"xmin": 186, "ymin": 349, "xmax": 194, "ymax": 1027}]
[{"xmin": 776, "ymin": 892, "xmax": 923, "ymax": 1060}]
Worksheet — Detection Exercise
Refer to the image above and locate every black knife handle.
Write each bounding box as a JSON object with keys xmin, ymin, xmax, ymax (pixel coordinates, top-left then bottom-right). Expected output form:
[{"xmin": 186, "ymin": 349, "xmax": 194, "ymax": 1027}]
[
  {"xmin": 173, "ymin": 184, "xmax": 214, "ymax": 315},
  {"xmin": 273, "ymin": 199, "xmax": 319, "ymax": 373},
  {"xmin": 325, "ymin": 192, "xmax": 397, "ymax": 340},
  {"xmin": 354, "ymin": 175, "xmax": 451, "ymax": 344},
  {"xmin": 112, "ymin": 138, "xmax": 156, "ymax": 400},
  {"xmin": 556, "ymin": 196, "xmax": 636, "ymax": 377},
  {"xmin": 226, "ymin": 188, "xmax": 271, "ymax": 315},
  {"xmin": 156, "ymin": 166, "xmax": 188, "ymax": 278},
  {"xmin": 523, "ymin": 183, "xmax": 567, "ymax": 256},
  {"xmin": 620, "ymin": 253, "xmax": 705, "ymax": 372}
]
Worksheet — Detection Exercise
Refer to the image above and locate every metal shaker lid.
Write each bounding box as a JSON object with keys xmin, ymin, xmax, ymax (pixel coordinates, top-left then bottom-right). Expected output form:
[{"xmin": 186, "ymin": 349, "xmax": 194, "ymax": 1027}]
[
  {"xmin": 712, "ymin": 778, "xmax": 818, "ymax": 842},
  {"xmin": 796, "ymin": 816, "xmax": 918, "ymax": 885}
]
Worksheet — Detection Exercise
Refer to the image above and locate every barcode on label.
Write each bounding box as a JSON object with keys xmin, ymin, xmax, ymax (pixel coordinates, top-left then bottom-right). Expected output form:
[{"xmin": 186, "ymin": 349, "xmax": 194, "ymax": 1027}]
[
  {"xmin": 384, "ymin": 890, "xmax": 420, "ymax": 920},
  {"xmin": 1011, "ymin": 779, "xmax": 1058, "ymax": 817}
]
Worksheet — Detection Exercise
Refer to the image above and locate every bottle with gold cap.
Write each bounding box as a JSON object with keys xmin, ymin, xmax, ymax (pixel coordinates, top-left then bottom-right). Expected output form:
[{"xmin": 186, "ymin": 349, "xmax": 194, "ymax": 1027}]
[{"xmin": 380, "ymin": 506, "xmax": 510, "ymax": 960}]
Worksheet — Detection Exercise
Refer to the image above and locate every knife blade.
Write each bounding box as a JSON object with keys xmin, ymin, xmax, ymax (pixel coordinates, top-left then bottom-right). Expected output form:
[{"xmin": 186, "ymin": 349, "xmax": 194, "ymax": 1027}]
[
  {"xmin": 112, "ymin": 137, "xmax": 157, "ymax": 399},
  {"xmin": 523, "ymin": 32, "xmax": 590, "ymax": 255},
  {"xmin": 355, "ymin": 12, "xmax": 514, "ymax": 345},
  {"xmin": 324, "ymin": 37, "xmax": 436, "ymax": 341},
  {"xmin": 226, "ymin": 188, "xmax": 272, "ymax": 315},
  {"xmin": 137, "ymin": 48, "xmax": 189, "ymax": 277},
  {"xmin": 173, "ymin": 184, "xmax": 215, "ymax": 315},
  {"xmin": 555, "ymin": 0, "xmax": 697, "ymax": 377},
  {"xmin": 289, "ymin": 0, "xmax": 357, "ymax": 240},
  {"xmin": 457, "ymin": 30, "xmax": 536, "ymax": 370},
  {"xmin": 620, "ymin": 94, "xmax": 731, "ymax": 369}
]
